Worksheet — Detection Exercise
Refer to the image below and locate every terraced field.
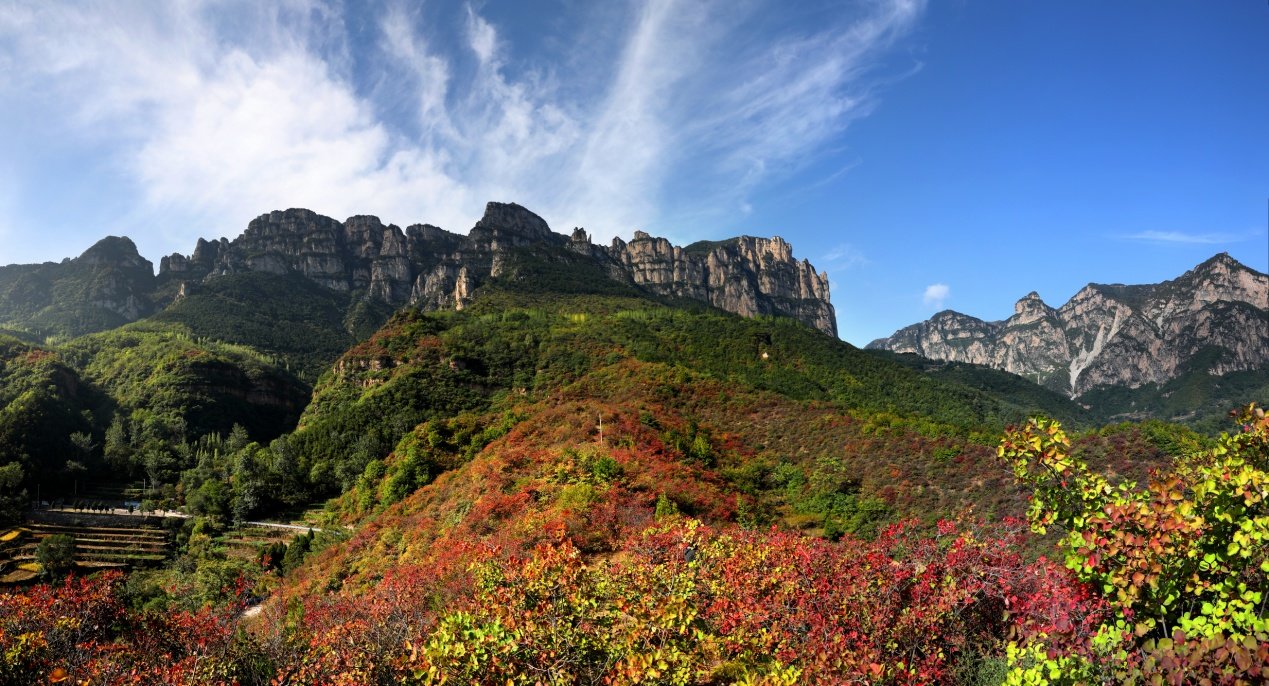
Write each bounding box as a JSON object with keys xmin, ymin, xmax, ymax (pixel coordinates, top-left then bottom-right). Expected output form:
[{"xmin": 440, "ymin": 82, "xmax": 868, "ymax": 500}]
[
  {"xmin": 0, "ymin": 527, "xmax": 37, "ymax": 583},
  {"xmin": 0, "ymin": 521, "xmax": 170, "ymax": 584},
  {"xmin": 218, "ymin": 524, "xmax": 292, "ymax": 562}
]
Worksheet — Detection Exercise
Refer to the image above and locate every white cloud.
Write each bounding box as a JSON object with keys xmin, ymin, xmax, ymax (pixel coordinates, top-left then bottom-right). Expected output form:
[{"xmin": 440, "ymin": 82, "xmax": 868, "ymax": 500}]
[
  {"xmin": 1123, "ymin": 230, "xmax": 1254, "ymax": 245},
  {"xmin": 465, "ymin": 7, "xmax": 498, "ymax": 66},
  {"xmin": 0, "ymin": 0, "xmax": 925, "ymax": 258},
  {"xmin": 380, "ymin": 6, "xmax": 455, "ymax": 141},
  {"xmin": 696, "ymin": 3, "xmax": 919, "ymax": 176},
  {"xmin": 923, "ymin": 283, "xmax": 949, "ymax": 308}
]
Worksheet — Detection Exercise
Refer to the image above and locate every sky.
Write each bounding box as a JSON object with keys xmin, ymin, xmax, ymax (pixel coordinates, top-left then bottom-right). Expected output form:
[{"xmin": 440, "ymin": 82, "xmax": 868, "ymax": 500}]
[{"xmin": 1, "ymin": 0, "xmax": 1265, "ymax": 346}]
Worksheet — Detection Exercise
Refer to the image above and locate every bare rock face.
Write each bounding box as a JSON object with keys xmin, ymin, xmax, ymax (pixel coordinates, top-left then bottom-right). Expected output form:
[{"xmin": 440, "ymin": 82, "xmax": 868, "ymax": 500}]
[
  {"xmin": 468, "ymin": 202, "xmax": 562, "ymax": 249},
  {"xmin": 160, "ymin": 201, "xmax": 838, "ymax": 336},
  {"xmin": 607, "ymin": 234, "xmax": 835, "ymax": 336},
  {"xmin": 868, "ymin": 254, "xmax": 1269, "ymax": 396}
]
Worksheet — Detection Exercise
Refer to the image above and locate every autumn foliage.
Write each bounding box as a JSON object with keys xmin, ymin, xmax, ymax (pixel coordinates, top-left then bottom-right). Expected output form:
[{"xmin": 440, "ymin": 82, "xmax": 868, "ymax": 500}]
[
  {"xmin": 0, "ymin": 571, "xmax": 259, "ymax": 685},
  {"xmin": 4, "ymin": 398, "xmax": 1264, "ymax": 686},
  {"xmin": 0, "ymin": 515, "xmax": 1114, "ymax": 685},
  {"xmin": 998, "ymin": 404, "xmax": 1269, "ymax": 684},
  {"xmin": 240, "ymin": 518, "xmax": 1112, "ymax": 684},
  {"xmin": 0, "ymin": 328, "xmax": 1260, "ymax": 686}
]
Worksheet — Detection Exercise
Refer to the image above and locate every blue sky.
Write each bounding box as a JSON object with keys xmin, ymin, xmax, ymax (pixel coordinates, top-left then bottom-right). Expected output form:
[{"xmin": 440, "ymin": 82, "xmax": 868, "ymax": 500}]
[{"xmin": 1, "ymin": 1, "xmax": 1265, "ymax": 346}]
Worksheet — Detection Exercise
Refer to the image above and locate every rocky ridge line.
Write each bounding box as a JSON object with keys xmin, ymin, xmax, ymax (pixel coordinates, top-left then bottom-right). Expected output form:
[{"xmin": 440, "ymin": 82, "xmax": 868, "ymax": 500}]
[
  {"xmin": 159, "ymin": 202, "xmax": 837, "ymax": 336},
  {"xmin": 866, "ymin": 254, "xmax": 1269, "ymax": 396}
]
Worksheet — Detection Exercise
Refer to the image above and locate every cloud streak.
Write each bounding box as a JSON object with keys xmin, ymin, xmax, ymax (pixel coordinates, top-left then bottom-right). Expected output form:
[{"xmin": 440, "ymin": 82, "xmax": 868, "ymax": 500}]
[
  {"xmin": 822, "ymin": 243, "xmax": 869, "ymax": 270},
  {"xmin": 0, "ymin": 0, "xmax": 925, "ymax": 260},
  {"xmin": 1123, "ymin": 230, "xmax": 1259, "ymax": 245}
]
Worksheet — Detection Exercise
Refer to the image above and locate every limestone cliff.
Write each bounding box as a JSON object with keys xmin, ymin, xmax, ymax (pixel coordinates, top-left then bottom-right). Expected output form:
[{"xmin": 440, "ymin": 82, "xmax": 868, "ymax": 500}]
[
  {"xmin": 159, "ymin": 202, "xmax": 837, "ymax": 336},
  {"xmin": 867, "ymin": 254, "xmax": 1269, "ymax": 397},
  {"xmin": 607, "ymin": 233, "xmax": 835, "ymax": 336}
]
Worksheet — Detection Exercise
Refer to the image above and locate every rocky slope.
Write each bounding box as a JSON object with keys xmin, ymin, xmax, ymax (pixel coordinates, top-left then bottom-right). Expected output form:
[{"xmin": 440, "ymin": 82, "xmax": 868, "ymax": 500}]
[
  {"xmin": 159, "ymin": 202, "xmax": 837, "ymax": 336},
  {"xmin": 867, "ymin": 254, "xmax": 1269, "ymax": 397}
]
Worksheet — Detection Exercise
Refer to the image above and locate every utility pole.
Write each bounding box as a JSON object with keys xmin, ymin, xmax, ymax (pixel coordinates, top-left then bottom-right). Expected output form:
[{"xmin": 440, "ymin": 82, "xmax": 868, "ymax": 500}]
[{"xmin": 598, "ymin": 413, "xmax": 604, "ymax": 446}]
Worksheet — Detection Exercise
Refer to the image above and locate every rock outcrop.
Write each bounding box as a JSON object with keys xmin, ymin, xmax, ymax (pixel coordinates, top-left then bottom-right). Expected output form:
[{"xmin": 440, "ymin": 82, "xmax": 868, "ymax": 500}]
[
  {"xmin": 608, "ymin": 233, "xmax": 835, "ymax": 336},
  {"xmin": 867, "ymin": 254, "xmax": 1269, "ymax": 396},
  {"xmin": 70, "ymin": 237, "xmax": 155, "ymax": 322},
  {"xmin": 159, "ymin": 202, "xmax": 837, "ymax": 336}
]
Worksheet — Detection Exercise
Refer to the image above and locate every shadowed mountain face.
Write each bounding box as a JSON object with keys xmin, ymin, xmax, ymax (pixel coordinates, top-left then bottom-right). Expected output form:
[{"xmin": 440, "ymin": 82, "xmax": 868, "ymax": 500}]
[
  {"xmin": 868, "ymin": 254, "xmax": 1269, "ymax": 398},
  {"xmin": 157, "ymin": 201, "xmax": 838, "ymax": 337},
  {"xmin": 0, "ymin": 237, "xmax": 157, "ymax": 338}
]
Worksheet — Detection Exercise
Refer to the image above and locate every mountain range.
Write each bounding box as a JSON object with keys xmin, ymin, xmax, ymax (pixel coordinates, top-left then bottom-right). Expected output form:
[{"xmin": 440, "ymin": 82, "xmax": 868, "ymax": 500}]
[
  {"xmin": 869, "ymin": 253, "xmax": 1268, "ymax": 424},
  {"xmin": 0, "ymin": 202, "xmax": 835, "ymax": 346},
  {"xmin": 2, "ymin": 204, "xmax": 1262, "ymax": 428}
]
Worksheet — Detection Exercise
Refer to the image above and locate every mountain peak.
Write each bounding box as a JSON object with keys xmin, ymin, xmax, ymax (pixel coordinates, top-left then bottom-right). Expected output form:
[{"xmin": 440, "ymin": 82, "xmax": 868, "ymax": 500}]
[
  {"xmin": 927, "ymin": 309, "xmax": 990, "ymax": 327},
  {"xmin": 468, "ymin": 201, "xmax": 559, "ymax": 244},
  {"xmin": 870, "ymin": 254, "xmax": 1269, "ymax": 396},
  {"xmin": 149, "ymin": 200, "xmax": 836, "ymax": 336},
  {"xmin": 77, "ymin": 236, "xmax": 151, "ymax": 271},
  {"xmin": 1205, "ymin": 251, "xmax": 1238, "ymax": 265},
  {"xmin": 1193, "ymin": 252, "xmax": 1252, "ymax": 276},
  {"xmin": 1013, "ymin": 291, "xmax": 1050, "ymax": 315}
]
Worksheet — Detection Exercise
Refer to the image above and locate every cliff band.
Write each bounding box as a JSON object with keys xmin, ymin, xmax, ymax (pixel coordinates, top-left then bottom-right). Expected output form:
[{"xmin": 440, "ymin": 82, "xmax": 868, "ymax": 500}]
[{"xmin": 158, "ymin": 202, "xmax": 837, "ymax": 337}]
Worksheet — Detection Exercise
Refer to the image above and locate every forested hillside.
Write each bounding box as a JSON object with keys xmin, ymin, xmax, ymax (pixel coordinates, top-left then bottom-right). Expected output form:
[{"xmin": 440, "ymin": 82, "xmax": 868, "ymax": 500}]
[
  {"xmin": 0, "ymin": 233, "xmax": 1261, "ymax": 685},
  {"xmin": 0, "ymin": 337, "xmax": 96, "ymax": 523}
]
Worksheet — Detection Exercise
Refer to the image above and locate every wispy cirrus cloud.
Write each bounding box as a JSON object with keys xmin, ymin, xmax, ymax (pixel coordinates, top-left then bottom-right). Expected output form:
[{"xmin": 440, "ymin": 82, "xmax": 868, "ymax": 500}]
[
  {"xmin": 1123, "ymin": 229, "xmax": 1261, "ymax": 245},
  {"xmin": 0, "ymin": 0, "xmax": 925, "ymax": 262},
  {"xmin": 822, "ymin": 243, "xmax": 869, "ymax": 270}
]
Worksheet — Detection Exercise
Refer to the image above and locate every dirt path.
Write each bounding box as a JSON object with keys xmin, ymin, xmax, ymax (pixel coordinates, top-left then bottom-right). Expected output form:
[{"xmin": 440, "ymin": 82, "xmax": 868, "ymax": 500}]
[{"xmin": 33, "ymin": 507, "xmax": 323, "ymax": 533}]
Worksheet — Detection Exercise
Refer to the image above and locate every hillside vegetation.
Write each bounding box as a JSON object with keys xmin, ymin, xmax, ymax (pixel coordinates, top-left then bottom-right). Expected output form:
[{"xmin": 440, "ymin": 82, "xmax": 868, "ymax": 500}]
[
  {"xmin": 286, "ymin": 288, "xmax": 1096, "ymax": 504},
  {"xmin": 0, "ymin": 337, "xmax": 96, "ymax": 523},
  {"xmin": 0, "ymin": 245, "xmax": 1261, "ymax": 685},
  {"xmin": 151, "ymin": 272, "xmax": 395, "ymax": 381}
]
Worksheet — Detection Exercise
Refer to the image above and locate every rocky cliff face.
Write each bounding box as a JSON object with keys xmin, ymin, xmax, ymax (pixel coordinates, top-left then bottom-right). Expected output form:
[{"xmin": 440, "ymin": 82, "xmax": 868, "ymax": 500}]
[
  {"xmin": 867, "ymin": 254, "xmax": 1269, "ymax": 396},
  {"xmin": 160, "ymin": 202, "xmax": 837, "ymax": 336},
  {"xmin": 608, "ymin": 233, "xmax": 836, "ymax": 336}
]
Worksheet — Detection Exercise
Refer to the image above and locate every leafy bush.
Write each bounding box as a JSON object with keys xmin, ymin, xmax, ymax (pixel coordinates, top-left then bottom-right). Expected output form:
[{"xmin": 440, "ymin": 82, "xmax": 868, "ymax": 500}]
[
  {"xmin": 997, "ymin": 404, "xmax": 1269, "ymax": 683},
  {"xmin": 35, "ymin": 534, "xmax": 76, "ymax": 577}
]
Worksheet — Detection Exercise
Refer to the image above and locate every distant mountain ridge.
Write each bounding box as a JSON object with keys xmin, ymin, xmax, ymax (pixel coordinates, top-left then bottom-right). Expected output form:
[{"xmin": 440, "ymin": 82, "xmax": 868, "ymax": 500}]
[
  {"xmin": 867, "ymin": 254, "xmax": 1269, "ymax": 398},
  {"xmin": 155, "ymin": 201, "xmax": 837, "ymax": 336}
]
